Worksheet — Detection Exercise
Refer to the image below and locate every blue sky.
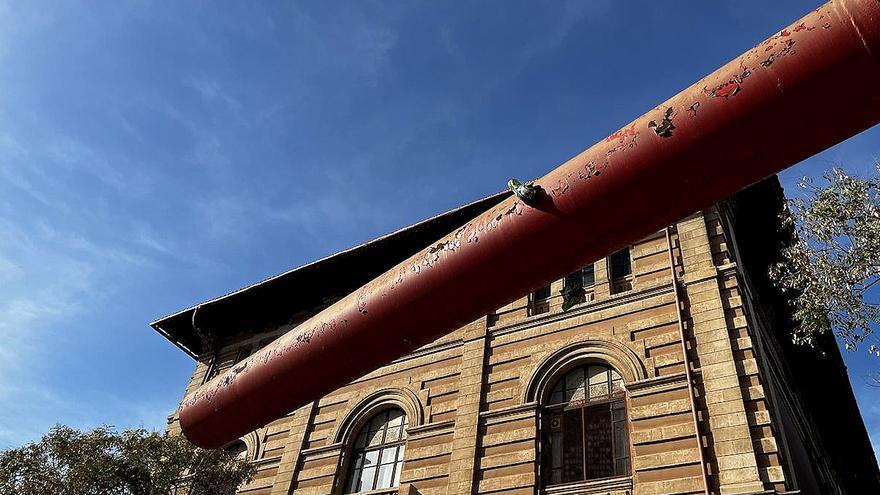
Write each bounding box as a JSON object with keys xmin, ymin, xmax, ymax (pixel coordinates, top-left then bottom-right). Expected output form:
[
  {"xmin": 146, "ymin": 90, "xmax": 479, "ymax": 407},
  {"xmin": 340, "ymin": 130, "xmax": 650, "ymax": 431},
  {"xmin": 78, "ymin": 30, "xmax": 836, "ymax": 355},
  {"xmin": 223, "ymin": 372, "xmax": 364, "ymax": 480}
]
[{"xmin": 0, "ymin": 0, "xmax": 878, "ymax": 457}]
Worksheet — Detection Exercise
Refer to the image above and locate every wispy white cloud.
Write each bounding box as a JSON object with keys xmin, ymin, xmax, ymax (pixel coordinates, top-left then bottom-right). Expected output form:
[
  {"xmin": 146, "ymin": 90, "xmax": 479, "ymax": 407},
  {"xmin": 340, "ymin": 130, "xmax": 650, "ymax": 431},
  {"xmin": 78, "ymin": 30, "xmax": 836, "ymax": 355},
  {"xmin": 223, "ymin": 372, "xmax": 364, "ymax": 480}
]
[
  {"xmin": 185, "ymin": 76, "xmax": 243, "ymax": 115},
  {"xmin": 0, "ymin": 381, "xmax": 178, "ymax": 449},
  {"xmin": 0, "ymin": 0, "xmax": 63, "ymax": 65},
  {"xmin": 0, "ymin": 121, "xmax": 192, "ymax": 448},
  {"xmin": 0, "ymin": 213, "xmax": 175, "ymax": 448},
  {"xmin": 283, "ymin": 4, "xmax": 398, "ymax": 87},
  {"xmin": 132, "ymin": 226, "xmax": 174, "ymax": 257},
  {"xmin": 521, "ymin": 0, "xmax": 611, "ymax": 63},
  {"xmin": 191, "ymin": 132, "xmax": 234, "ymax": 177},
  {"xmin": 191, "ymin": 189, "xmax": 379, "ymax": 252},
  {"xmin": 47, "ymin": 136, "xmax": 129, "ymax": 192}
]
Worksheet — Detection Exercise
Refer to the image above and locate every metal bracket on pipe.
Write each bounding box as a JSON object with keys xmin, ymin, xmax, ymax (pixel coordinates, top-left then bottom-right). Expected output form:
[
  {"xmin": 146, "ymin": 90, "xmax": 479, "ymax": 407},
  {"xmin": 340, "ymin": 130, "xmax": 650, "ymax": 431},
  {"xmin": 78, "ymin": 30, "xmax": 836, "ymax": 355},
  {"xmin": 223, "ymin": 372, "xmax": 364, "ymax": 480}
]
[{"xmin": 507, "ymin": 178, "xmax": 538, "ymax": 204}]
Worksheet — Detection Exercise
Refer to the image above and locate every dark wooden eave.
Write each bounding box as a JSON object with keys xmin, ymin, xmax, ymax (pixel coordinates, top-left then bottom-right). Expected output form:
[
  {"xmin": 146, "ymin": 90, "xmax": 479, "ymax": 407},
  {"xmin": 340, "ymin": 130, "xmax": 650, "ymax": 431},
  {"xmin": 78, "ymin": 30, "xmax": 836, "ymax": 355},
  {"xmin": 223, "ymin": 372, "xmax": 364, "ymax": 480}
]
[{"xmin": 150, "ymin": 191, "xmax": 511, "ymax": 359}]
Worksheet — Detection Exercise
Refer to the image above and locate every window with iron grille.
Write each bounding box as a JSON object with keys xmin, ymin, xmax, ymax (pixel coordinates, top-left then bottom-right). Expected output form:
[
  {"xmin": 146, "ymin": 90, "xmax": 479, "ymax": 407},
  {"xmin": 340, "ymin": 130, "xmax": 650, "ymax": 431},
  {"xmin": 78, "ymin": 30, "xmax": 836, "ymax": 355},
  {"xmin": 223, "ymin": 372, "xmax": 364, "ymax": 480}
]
[
  {"xmin": 542, "ymin": 364, "xmax": 630, "ymax": 486},
  {"xmin": 345, "ymin": 409, "xmax": 408, "ymax": 493}
]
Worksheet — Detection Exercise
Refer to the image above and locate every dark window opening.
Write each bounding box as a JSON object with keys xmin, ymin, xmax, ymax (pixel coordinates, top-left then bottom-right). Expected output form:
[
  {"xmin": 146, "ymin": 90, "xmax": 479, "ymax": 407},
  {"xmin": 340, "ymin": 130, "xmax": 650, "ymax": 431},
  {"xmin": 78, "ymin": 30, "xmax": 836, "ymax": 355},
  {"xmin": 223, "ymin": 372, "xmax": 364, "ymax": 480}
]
[
  {"xmin": 609, "ymin": 249, "xmax": 631, "ymax": 279},
  {"xmin": 345, "ymin": 409, "xmax": 408, "ymax": 493},
  {"xmin": 534, "ymin": 284, "xmax": 551, "ymax": 300},
  {"xmin": 487, "ymin": 312, "xmax": 500, "ymax": 327},
  {"xmin": 530, "ymin": 284, "xmax": 552, "ymax": 315},
  {"xmin": 562, "ymin": 264, "xmax": 596, "ymax": 310},
  {"xmin": 609, "ymin": 248, "xmax": 632, "ymax": 294},
  {"xmin": 543, "ymin": 365, "xmax": 629, "ymax": 486},
  {"xmin": 582, "ymin": 265, "xmax": 595, "ymax": 287}
]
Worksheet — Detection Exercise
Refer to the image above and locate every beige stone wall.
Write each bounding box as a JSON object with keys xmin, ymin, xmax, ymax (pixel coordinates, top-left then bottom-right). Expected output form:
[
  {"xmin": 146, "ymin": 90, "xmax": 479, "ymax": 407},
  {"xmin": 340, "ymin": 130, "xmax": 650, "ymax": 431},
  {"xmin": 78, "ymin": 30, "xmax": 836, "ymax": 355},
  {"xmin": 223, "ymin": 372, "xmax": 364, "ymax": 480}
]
[{"xmin": 168, "ymin": 209, "xmax": 795, "ymax": 495}]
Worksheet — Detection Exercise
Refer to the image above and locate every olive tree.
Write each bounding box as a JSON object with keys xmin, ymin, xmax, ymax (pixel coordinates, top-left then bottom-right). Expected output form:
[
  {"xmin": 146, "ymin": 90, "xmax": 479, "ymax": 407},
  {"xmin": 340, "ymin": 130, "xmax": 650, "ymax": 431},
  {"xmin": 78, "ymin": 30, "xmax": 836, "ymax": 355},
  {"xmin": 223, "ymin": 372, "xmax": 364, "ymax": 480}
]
[
  {"xmin": 0, "ymin": 425, "xmax": 255, "ymax": 495},
  {"xmin": 769, "ymin": 166, "xmax": 880, "ymax": 357}
]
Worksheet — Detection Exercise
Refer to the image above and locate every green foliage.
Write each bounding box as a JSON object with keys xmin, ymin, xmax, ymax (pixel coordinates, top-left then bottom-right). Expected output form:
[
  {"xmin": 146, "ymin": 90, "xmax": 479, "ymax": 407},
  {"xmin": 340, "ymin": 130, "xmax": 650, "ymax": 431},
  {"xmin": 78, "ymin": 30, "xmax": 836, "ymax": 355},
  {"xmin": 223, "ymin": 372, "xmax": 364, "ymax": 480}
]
[
  {"xmin": 769, "ymin": 167, "xmax": 880, "ymax": 356},
  {"xmin": 0, "ymin": 425, "xmax": 255, "ymax": 495}
]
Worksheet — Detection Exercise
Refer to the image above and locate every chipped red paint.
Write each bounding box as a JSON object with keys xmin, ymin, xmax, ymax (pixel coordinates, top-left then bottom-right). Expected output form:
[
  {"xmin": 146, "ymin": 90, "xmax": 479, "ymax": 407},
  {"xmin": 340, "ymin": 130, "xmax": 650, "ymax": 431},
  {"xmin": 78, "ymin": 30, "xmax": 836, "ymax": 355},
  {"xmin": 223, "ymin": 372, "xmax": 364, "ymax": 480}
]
[
  {"xmin": 179, "ymin": 0, "xmax": 880, "ymax": 449},
  {"xmin": 712, "ymin": 81, "xmax": 741, "ymax": 98},
  {"xmin": 605, "ymin": 123, "xmax": 637, "ymax": 142}
]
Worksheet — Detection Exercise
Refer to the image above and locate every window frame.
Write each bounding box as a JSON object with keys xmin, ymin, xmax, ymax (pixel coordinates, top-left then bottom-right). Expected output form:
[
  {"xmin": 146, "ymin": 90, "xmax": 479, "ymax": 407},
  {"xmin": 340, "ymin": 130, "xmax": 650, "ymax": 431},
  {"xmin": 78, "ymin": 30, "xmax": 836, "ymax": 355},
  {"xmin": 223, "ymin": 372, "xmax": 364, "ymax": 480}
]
[
  {"xmin": 343, "ymin": 408, "xmax": 409, "ymax": 494},
  {"xmin": 223, "ymin": 440, "xmax": 249, "ymax": 461},
  {"xmin": 562, "ymin": 264, "xmax": 596, "ymax": 309},
  {"xmin": 609, "ymin": 248, "xmax": 633, "ymax": 294},
  {"xmin": 529, "ymin": 284, "xmax": 552, "ymax": 315},
  {"xmin": 541, "ymin": 364, "xmax": 631, "ymax": 487},
  {"xmin": 609, "ymin": 248, "xmax": 632, "ymax": 280}
]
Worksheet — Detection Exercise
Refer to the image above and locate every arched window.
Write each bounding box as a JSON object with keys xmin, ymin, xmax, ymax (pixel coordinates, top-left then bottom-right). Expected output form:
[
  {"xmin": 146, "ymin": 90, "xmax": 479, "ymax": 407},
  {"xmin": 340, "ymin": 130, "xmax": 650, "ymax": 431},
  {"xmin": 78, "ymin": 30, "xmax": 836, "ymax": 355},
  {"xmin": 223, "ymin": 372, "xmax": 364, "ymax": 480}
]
[
  {"xmin": 224, "ymin": 440, "xmax": 248, "ymax": 461},
  {"xmin": 542, "ymin": 364, "xmax": 630, "ymax": 486},
  {"xmin": 344, "ymin": 408, "xmax": 408, "ymax": 493}
]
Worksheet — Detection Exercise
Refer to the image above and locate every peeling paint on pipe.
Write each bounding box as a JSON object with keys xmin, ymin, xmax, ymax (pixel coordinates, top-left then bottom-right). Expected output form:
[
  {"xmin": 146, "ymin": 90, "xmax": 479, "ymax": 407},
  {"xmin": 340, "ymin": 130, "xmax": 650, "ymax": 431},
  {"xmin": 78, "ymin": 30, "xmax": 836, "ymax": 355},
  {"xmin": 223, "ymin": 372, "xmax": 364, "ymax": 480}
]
[{"xmin": 180, "ymin": 0, "xmax": 880, "ymax": 449}]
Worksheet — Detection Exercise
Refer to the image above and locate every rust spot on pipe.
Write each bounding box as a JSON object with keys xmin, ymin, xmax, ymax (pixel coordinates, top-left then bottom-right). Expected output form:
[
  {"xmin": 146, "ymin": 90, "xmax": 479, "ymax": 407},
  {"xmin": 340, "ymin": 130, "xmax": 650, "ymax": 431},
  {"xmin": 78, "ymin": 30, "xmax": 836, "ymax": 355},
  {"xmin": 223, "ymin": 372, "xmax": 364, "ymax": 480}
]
[
  {"xmin": 761, "ymin": 39, "xmax": 797, "ymax": 67},
  {"xmin": 551, "ymin": 180, "xmax": 571, "ymax": 196},
  {"xmin": 578, "ymin": 160, "xmax": 600, "ymax": 179},
  {"xmin": 505, "ymin": 201, "xmax": 524, "ymax": 216},
  {"xmin": 423, "ymin": 237, "xmax": 461, "ymax": 266}
]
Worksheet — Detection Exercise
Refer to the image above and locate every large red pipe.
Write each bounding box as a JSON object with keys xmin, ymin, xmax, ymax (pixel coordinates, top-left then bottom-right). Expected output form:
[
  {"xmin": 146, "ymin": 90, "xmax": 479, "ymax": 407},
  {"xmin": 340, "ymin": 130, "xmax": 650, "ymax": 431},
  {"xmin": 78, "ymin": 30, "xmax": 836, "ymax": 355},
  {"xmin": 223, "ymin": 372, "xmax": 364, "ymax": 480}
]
[{"xmin": 181, "ymin": 0, "xmax": 880, "ymax": 448}]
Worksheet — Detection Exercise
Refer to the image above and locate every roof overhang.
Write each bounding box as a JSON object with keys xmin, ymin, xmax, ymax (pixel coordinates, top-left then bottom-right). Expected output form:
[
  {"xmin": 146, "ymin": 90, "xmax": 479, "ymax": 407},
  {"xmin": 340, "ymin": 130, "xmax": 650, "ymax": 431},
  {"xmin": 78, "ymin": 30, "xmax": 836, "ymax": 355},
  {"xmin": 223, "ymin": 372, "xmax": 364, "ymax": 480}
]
[{"xmin": 150, "ymin": 191, "xmax": 511, "ymax": 359}]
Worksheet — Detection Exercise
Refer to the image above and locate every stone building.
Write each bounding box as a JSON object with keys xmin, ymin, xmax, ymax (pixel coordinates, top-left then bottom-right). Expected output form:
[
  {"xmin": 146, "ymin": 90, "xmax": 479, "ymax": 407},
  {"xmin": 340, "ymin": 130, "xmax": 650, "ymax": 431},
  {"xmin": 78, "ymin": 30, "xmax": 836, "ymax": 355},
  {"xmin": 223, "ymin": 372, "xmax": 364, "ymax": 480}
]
[{"xmin": 151, "ymin": 177, "xmax": 878, "ymax": 495}]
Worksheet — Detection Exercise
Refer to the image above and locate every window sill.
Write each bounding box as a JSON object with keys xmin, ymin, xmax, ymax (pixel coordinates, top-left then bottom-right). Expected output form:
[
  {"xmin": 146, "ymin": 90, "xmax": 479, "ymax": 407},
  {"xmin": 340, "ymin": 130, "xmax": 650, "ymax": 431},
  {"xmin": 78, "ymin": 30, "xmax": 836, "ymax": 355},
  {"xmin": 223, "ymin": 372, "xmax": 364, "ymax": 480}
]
[
  {"xmin": 347, "ymin": 488, "xmax": 398, "ymax": 495},
  {"xmin": 610, "ymin": 276, "xmax": 633, "ymax": 295},
  {"xmin": 543, "ymin": 475, "xmax": 632, "ymax": 495}
]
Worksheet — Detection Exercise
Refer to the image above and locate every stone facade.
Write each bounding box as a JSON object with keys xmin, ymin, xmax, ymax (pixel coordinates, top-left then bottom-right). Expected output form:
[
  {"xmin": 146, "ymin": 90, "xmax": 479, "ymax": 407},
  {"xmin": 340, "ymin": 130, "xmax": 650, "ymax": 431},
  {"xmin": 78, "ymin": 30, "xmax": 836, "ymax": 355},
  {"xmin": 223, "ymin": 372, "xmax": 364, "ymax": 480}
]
[{"xmin": 158, "ymin": 180, "xmax": 878, "ymax": 495}]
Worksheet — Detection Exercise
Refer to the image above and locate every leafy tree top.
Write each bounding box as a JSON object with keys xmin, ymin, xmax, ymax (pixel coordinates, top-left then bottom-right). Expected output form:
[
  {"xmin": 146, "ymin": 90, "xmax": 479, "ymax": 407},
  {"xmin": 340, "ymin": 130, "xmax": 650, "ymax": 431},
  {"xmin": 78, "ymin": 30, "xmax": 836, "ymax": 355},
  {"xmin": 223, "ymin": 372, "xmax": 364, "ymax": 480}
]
[
  {"xmin": 770, "ymin": 167, "xmax": 880, "ymax": 357},
  {"xmin": 0, "ymin": 425, "xmax": 255, "ymax": 495}
]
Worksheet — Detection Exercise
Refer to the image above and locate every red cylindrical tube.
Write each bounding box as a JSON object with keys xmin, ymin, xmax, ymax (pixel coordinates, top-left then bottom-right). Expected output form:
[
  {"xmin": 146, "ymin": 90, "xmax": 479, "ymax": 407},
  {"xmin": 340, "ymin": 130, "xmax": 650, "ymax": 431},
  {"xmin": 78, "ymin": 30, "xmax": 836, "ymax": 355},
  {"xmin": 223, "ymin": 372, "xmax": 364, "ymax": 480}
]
[{"xmin": 181, "ymin": 0, "xmax": 880, "ymax": 448}]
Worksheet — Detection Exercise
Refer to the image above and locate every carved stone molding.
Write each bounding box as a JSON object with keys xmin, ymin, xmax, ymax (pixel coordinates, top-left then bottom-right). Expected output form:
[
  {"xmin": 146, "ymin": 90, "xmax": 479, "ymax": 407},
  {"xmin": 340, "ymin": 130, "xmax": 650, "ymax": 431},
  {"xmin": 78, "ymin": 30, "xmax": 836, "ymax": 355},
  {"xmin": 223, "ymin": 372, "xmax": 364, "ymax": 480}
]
[
  {"xmin": 332, "ymin": 387, "xmax": 425, "ymax": 445},
  {"xmin": 523, "ymin": 340, "xmax": 648, "ymax": 404}
]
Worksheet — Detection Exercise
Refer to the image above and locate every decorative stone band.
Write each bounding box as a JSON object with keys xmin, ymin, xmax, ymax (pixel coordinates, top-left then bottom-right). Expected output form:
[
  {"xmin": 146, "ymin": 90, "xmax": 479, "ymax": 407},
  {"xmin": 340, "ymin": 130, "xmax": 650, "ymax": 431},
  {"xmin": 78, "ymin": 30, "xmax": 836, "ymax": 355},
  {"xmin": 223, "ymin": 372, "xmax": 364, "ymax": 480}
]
[{"xmin": 543, "ymin": 475, "xmax": 633, "ymax": 495}]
